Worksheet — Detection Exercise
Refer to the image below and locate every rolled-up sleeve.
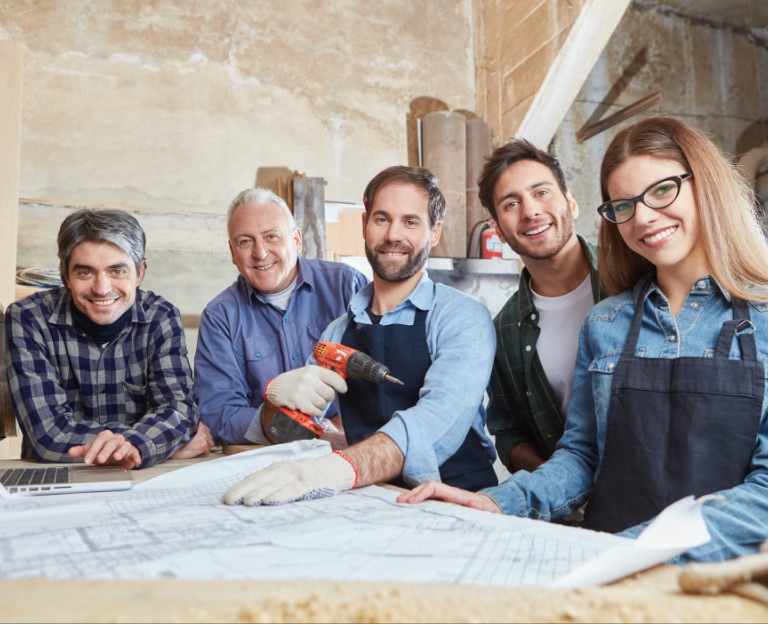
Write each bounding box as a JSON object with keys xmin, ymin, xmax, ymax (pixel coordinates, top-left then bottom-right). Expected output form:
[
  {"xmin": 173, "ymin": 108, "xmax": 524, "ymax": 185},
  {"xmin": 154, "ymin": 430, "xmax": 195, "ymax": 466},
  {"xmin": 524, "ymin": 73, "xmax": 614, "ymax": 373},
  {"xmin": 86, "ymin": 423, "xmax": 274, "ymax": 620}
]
[{"xmin": 379, "ymin": 293, "xmax": 497, "ymax": 485}]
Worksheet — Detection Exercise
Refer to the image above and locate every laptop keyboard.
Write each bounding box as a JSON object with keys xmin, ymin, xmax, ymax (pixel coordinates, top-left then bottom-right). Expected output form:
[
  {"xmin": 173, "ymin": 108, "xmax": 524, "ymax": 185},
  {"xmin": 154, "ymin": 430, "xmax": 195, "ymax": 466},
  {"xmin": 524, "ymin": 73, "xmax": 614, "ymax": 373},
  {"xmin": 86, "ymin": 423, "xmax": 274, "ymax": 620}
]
[{"xmin": 0, "ymin": 467, "xmax": 70, "ymax": 488}]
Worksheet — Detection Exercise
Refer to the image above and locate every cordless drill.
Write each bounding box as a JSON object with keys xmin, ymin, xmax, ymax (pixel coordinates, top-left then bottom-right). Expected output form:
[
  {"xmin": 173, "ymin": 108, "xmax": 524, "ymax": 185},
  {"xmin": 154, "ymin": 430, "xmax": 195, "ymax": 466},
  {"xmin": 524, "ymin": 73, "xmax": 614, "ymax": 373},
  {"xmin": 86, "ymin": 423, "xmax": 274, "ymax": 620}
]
[{"xmin": 262, "ymin": 341, "xmax": 404, "ymax": 445}]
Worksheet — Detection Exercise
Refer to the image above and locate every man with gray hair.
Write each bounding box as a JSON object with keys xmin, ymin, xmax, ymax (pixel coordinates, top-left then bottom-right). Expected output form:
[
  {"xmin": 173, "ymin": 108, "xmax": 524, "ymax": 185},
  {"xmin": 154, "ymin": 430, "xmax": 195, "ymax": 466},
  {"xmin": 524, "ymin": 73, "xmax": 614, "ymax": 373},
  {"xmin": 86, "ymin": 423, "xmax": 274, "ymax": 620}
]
[
  {"xmin": 194, "ymin": 187, "xmax": 368, "ymax": 445},
  {"xmin": 5, "ymin": 208, "xmax": 213, "ymax": 469}
]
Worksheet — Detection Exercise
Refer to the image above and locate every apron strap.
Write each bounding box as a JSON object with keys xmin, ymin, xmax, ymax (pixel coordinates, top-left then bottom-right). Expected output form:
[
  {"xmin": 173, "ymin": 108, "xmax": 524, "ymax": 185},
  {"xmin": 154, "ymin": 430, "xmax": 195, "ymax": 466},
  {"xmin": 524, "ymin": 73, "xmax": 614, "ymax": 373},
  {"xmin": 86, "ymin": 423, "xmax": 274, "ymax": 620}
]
[
  {"xmin": 714, "ymin": 297, "xmax": 757, "ymax": 360},
  {"xmin": 621, "ymin": 275, "xmax": 654, "ymax": 358}
]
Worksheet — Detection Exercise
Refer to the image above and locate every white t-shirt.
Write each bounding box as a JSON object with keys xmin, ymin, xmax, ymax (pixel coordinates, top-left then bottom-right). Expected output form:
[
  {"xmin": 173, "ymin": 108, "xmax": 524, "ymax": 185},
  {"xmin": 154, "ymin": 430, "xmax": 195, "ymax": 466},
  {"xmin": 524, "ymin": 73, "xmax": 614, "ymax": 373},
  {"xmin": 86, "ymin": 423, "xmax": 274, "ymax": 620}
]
[
  {"xmin": 530, "ymin": 275, "xmax": 594, "ymax": 418},
  {"xmin": 263, "ymin": 276, "xmax": 298, "ymax": 311}
]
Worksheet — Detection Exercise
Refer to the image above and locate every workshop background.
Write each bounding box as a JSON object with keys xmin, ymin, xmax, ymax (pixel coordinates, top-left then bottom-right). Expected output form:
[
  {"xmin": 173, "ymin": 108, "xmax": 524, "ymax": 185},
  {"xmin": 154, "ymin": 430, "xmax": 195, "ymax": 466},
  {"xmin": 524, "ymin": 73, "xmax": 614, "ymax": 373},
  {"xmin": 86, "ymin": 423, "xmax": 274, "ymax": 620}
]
[{"xmin": 1, "ymin": 0, "xmax": 767, "ymax": 461}]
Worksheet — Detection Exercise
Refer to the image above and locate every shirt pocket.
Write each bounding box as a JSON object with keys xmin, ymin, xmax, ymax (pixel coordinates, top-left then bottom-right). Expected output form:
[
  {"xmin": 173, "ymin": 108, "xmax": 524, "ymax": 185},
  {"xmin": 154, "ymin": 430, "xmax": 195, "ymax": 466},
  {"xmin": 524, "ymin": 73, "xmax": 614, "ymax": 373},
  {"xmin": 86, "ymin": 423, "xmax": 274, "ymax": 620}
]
[
  {"xmin": 121, "ymin": 380, "xmax": 147, "ymax": 421},
  {"xmin": 307, "ymin": 321, "xmax": 330, "ymax": 343},
  {"xmin": 588, "ymin": 353, "xmax": 622, "ymax": 422},
  {"xmin": 243, "ymin": 336, "xmax": 278, "ymax": 363}
]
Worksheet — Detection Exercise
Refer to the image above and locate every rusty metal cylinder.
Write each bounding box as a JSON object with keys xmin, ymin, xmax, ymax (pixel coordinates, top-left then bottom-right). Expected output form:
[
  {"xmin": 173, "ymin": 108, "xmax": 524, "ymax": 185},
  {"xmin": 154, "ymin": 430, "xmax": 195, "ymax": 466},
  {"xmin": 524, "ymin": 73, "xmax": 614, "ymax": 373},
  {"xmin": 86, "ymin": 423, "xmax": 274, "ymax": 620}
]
[
  {"xmin": 466, "ymin": 119, "xmax": 492, "ymax": 258},
  {"xmin": 422, "ymin": 111, "xmax": 466, "ymax": 258}
]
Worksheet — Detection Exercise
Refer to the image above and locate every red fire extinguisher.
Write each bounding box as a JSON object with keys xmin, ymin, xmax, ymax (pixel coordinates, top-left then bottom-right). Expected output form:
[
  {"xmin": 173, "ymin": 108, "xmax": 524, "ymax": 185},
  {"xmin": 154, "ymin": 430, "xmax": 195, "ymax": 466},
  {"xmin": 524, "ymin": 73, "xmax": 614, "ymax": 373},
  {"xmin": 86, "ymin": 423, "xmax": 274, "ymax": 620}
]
[{"xmin": 481, "ymin": 223, "xmax": 503, "ymax": 259}]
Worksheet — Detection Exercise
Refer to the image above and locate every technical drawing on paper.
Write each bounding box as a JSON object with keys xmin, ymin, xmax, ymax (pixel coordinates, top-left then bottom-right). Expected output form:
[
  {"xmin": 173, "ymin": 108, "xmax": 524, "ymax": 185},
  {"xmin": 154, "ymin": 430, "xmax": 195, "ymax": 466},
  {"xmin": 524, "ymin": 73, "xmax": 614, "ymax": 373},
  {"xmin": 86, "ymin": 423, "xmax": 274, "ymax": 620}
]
[{"xmin": 0, "ymin": 441, "xmax": 629, "ymax": 585}]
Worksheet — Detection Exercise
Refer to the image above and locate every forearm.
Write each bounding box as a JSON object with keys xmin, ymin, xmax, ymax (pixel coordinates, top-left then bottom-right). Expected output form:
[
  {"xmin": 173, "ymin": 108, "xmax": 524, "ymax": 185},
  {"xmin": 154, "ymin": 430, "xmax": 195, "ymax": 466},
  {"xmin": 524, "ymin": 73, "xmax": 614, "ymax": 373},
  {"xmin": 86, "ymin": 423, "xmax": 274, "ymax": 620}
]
[
  {"xmin": 507, "ymin": 441, "xmax": 547, "ymax": 473},
  {"xmin": 345, "ymin": 433, "xmax": 404, "ymax": 487}
]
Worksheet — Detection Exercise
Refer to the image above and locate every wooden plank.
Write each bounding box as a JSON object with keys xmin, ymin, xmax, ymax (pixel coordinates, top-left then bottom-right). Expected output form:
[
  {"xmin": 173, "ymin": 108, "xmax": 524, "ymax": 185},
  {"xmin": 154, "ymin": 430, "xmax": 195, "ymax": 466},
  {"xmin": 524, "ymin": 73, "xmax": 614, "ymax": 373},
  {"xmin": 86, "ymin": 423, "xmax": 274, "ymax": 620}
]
[
  {"xmin": 517, "ymin": 0, "xmax": 633, "ymax": 147},
  {"xmin": 0, "ymin": 40, "xmax": 23, "ymax": 312},
  {"xmin": 0, "ymin": 41, "xmax": 23, "ymax": 452},
  {"xmin": 292, "ymin": 176, "xmax": 326, "ymax": 260}
]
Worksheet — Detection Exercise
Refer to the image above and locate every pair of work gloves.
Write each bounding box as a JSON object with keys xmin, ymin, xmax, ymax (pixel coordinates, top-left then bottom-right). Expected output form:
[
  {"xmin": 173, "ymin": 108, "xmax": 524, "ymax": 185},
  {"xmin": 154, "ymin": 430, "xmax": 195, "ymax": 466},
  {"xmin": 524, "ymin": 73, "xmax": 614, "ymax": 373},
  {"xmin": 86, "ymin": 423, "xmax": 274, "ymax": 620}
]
[{"xmin": 224, "ymin": 365, "xmax": 358, "ymax": 507}]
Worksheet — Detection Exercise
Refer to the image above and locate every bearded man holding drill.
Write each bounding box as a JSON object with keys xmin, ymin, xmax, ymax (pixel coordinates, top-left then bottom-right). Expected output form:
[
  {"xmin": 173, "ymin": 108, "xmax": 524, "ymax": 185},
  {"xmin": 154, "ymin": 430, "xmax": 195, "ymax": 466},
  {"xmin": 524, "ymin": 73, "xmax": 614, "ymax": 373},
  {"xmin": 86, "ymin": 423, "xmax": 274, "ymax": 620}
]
[{"xmin": 224, "ymin": 166, "xmax": 498, "ymax": 506}]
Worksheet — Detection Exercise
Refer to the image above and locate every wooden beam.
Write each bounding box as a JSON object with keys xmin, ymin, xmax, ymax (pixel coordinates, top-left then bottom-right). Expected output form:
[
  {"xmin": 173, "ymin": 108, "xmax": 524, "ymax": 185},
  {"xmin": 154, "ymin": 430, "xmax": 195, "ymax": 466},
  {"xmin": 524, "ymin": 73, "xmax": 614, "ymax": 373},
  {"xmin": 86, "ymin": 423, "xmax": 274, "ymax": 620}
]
[
  {"xmin": 0, "ymin": 40, "xmax": 22, "ymax": 311},
  {"xmin": 576, "ymin": 90, "xmax": 664, "ymax": 142},
  {"xmin": 517, "ymin": 0, "xmax": 633, "ymax": 148}
]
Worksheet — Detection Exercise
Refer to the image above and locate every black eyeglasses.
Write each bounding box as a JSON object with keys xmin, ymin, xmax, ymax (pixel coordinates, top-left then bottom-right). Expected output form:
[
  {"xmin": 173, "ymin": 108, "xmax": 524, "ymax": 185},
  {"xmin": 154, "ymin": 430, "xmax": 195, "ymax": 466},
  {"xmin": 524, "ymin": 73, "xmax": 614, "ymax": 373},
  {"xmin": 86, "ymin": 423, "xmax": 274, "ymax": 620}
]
[{"xmin": 597, "ymin": 173, "xmax": 693, "ymax": 224}]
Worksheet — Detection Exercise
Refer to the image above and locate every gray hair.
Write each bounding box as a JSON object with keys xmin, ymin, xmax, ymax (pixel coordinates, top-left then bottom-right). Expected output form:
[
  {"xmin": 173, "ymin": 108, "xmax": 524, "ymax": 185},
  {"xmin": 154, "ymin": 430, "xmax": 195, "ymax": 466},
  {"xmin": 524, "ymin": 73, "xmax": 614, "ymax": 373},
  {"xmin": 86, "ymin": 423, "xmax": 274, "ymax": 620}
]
[
  {"xmin": 227, "ymin": 187, "xmax": 296, "ymax": 234},
  {"xmin": 57, "ymin": 209, "xmax": 146, "ymax": 284}
]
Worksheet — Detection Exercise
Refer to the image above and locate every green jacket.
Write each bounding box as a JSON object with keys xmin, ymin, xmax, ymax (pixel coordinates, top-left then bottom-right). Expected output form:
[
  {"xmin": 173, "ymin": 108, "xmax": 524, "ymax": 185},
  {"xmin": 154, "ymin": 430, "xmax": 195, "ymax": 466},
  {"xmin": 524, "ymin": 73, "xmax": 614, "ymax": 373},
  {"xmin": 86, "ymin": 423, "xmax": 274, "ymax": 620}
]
[{"xmin": 487, "ymin": 235, "xmax": 608, "ymax": 472}]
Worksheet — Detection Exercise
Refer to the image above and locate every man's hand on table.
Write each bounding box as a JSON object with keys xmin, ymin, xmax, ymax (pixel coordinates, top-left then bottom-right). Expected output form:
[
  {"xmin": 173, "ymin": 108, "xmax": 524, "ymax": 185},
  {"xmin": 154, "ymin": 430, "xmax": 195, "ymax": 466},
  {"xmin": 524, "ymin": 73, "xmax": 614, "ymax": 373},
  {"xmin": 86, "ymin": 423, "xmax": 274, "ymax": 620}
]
[
  {"xmin": 68, "ymin": 430, "xmax": 142, "ymax": 469},
  {"xmin": 171, "ymin": 422, "xmax": 215, "ymax": 459},
  {"xmin": 397, "ymin": 480, "xmax": 502, "ymax": 513},
  {"xmin": 223, "ymin": 450, "xmax": 357, "ymax": 506}
]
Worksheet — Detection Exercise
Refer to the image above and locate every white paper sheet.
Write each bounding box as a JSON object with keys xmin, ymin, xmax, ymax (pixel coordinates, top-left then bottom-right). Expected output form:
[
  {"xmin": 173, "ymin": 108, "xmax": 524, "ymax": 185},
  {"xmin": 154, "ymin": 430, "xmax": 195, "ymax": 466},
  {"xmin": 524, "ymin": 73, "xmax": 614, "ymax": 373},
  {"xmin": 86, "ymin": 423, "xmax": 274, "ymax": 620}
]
[
  {"xmin": 0, "ymin": 441, "xmax": 710, "ymax": 587},
  {"xmin": 550, "ymin": 495, "xmax": 712, "ymax": 587}
]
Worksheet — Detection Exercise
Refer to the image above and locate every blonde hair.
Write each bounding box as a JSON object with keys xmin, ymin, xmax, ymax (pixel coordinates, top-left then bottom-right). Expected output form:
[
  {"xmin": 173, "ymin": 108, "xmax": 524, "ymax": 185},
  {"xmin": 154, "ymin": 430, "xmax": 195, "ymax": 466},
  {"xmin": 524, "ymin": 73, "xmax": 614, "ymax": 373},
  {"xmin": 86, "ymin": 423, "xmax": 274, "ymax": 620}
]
[{"xmin": 598, "ymin": 116, "xmax": 768, "ymax": 302}]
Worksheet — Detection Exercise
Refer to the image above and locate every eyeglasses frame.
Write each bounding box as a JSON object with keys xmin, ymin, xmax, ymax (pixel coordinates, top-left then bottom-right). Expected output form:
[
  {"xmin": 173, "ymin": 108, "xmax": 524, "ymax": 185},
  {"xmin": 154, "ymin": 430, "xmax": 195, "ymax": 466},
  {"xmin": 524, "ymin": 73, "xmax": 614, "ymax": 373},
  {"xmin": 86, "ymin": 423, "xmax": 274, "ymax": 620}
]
[{"xmin": 597, "ymin": 173, "xmax": 694, "ymax": 224}]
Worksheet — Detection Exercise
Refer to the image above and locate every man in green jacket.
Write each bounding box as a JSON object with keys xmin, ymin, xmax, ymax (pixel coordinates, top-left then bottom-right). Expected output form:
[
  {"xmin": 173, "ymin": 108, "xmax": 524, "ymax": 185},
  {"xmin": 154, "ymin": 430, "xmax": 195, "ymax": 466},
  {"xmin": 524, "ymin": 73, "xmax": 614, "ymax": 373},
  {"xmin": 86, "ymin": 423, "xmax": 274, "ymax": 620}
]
[{"xmin": 478, "ymin": 139, "xmax": 608, "ymax": 474}]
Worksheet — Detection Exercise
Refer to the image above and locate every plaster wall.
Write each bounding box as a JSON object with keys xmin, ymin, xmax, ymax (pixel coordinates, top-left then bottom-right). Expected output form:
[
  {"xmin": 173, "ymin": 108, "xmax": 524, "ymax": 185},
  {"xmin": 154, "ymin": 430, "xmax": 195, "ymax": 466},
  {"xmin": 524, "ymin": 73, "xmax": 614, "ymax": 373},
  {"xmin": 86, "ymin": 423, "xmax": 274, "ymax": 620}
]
[
  {"xmin": 552, "ymin": 2, "xmax": 768, "ymax": 245},
  {"xmin": 2, "ymin": 0, "xmax": 477, "ymax": 314}
]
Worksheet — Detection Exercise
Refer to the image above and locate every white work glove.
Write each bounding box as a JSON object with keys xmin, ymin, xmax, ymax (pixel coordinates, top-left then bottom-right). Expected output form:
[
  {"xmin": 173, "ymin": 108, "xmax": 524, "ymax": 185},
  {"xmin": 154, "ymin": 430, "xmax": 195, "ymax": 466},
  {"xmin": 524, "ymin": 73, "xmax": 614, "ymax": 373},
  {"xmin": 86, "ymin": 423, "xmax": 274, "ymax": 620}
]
[
  {"xmin": 223, "ymin": 451, "xmax": 358, "ymax": 506},
  {"xmin": 265, "ymin": 365, "xmax": 348, "ymax": 417}
]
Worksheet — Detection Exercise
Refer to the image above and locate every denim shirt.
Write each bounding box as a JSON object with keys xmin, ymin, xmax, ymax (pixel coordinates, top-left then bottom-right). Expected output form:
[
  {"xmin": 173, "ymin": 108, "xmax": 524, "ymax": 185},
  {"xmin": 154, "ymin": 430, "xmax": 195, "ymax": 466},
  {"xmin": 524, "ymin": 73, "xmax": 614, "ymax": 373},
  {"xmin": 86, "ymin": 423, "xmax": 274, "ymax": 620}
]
[
  {"xmin": 317, "ymin": 272, "xmax": 498, "ymax": 485},
  {"xmin": 482, "ymin": 276, "xmax": 768, "ymax": 562}
]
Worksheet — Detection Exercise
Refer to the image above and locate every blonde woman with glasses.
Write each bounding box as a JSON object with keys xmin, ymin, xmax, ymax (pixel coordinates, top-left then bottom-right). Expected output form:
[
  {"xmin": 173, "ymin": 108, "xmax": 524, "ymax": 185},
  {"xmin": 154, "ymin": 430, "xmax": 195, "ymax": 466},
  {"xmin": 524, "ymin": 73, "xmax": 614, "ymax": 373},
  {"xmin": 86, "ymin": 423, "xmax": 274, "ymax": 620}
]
[{"xmin": 399, "ymin": 116, "xmax": 768, "ymax": 563}]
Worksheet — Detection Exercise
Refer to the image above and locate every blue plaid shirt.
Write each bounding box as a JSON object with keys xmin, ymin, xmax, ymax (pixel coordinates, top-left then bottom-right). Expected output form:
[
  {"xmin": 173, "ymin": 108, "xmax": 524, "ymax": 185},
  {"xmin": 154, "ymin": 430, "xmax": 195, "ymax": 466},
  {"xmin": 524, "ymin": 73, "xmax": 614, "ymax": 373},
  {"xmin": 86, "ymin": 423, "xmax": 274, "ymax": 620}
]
[{"xmin": 6, "ymin": 287, "xmax": 198, "ymax": 469}]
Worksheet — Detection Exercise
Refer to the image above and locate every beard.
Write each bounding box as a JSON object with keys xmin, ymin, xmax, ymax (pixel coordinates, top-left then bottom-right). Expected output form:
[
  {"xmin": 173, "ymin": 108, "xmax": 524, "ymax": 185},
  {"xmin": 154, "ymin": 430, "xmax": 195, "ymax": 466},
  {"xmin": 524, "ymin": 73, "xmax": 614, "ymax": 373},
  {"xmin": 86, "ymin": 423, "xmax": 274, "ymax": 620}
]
[
  {"xmin": 365, "ymin": 240, "xmax": 431, "ymax": 282},
  {"xmin": 500, "ymin": 208, "xmax": 575, "ymax": 261}
]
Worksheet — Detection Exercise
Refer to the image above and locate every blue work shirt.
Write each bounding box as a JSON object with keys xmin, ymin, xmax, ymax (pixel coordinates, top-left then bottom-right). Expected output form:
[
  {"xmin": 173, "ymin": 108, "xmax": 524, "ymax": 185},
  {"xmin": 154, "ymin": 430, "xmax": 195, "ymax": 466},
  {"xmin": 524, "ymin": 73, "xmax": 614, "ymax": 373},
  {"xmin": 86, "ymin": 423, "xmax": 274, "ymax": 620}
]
[
  {"xmin": 316, "ymin": 272, "xmax": 498, "ymax": 486},
  {"xmin": 194, "ymin": 258, "xmax": 368, "ymax": 444},
  {"xmin": 482, "ymin": 276, "xmax": 768, "ymax": 562}
]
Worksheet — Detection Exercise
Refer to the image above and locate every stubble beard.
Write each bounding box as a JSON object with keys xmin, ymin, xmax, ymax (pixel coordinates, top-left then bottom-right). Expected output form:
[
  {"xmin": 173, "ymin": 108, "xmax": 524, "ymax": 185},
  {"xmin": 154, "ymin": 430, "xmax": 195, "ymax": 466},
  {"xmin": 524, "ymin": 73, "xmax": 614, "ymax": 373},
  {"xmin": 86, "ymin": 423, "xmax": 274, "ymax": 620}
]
[
  {"xmin": 502, "ymin": 210, "xmax": 575, "ymax": 261},
  {"xmin": 365, "ymin": 241, "xmax": 431, "ymax": 283}
]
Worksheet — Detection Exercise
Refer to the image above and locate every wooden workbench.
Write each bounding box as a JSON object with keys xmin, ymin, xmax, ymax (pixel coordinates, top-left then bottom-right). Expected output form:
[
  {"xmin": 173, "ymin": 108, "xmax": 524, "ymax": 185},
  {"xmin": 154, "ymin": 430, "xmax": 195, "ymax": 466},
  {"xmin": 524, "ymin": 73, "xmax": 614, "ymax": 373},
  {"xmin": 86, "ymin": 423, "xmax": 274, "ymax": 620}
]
[{"xmin": 1, "ymin": 454, "xmax": 766, "ymax": 623}]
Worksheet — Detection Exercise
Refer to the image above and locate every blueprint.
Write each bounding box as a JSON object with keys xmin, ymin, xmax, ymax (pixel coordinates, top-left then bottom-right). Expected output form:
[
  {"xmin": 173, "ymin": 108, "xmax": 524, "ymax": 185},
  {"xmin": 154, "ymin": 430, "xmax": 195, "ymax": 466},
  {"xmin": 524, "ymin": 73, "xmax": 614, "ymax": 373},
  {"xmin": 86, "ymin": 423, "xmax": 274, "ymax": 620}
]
[{"xmin": 0, "ymin": 441, "xmax": 705, "ymax": 587}]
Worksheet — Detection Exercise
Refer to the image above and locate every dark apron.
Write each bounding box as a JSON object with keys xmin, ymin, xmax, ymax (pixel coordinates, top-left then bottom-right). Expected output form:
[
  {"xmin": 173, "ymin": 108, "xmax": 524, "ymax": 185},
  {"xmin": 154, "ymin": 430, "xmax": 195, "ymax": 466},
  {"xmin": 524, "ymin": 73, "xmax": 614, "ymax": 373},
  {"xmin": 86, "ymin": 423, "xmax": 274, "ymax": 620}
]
[
  {"xmin": 340, "ymin": 306, "xmax": 497, "ymax": 492},
  {"xmin": 583, "ymin": 277, "xmax": 763, "ymax": 533}
]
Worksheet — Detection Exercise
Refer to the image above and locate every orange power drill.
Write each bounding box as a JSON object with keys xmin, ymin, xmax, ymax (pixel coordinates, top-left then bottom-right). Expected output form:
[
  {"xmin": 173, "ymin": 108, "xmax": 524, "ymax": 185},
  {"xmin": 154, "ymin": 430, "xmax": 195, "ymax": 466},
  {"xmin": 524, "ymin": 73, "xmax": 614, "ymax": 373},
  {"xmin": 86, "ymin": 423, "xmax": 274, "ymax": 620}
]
[{"xmin": 262, "ymin": 341, "xmax": 404, "ymax": 445}]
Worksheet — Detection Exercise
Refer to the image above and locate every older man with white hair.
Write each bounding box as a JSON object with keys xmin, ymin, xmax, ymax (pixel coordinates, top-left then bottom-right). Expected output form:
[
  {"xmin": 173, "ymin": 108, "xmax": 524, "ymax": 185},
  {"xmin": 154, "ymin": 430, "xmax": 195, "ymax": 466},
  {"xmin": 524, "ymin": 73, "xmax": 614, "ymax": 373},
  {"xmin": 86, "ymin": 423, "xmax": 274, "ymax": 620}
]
[{"xmin": 194, "ymin": 187, "xmax": 368, "ymax": 445}]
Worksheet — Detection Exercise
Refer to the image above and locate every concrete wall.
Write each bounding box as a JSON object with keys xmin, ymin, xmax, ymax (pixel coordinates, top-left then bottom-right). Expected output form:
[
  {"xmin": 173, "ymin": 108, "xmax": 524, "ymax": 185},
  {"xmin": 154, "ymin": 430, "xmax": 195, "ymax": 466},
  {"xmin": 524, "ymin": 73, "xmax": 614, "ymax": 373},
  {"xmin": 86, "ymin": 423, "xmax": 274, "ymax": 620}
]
[
  {"xmin": 2, "ymin": 0, "xmax": 477, "ymax": 315},
  {"xmin": 552, "ymin": 1, "xmax": 768, "ymax": 244}
]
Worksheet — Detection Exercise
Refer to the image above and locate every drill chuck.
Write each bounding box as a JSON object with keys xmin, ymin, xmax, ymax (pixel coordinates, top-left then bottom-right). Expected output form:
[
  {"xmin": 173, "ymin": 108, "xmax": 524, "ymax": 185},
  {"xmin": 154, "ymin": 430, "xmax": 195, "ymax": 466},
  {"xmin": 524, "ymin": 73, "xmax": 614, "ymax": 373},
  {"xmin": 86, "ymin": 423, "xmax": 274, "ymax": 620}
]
[{"xmin": 346, "ymin": 351, "xmax": 404, "ymax": 385}]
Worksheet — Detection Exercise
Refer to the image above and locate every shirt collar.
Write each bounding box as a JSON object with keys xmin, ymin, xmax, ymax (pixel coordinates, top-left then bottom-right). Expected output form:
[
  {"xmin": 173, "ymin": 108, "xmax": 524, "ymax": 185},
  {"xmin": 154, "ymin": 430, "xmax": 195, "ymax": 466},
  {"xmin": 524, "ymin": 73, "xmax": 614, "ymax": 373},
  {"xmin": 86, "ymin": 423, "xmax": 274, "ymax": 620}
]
[
  {"xmin": 638, "ymin": 273, "xmax": 733, "ymax": 304},
  {"xmin": 348, "ymin": 270, "xmax": 434, "ymax": 317}
]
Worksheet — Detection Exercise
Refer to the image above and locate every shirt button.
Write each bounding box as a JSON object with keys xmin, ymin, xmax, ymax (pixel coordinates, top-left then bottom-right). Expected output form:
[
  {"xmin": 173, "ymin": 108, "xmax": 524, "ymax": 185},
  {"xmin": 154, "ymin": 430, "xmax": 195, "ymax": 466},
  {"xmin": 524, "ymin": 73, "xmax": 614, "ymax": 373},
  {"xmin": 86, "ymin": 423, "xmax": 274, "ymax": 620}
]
[
  {"xmin": 531, "ymin": 313, "xmax": 537, "ymax": 321},
  {"xmin": 670, "ymin": 335, "xmax": 677, "ymax": 341},
  {"xmin": 697, "ymin": 280, "xmax": 706, "ymax": 289},
  {"xmin": 517, "ymin": 322, "xmax": 521, "ymax": 328},
  {"xmin": 292, "ymin": 354, "xmax": 298, "ymax": 361},
  {"xmin": 525, "ymin": 345, "xmax": 532, "ymax": 352},
  {"xmin": 284, "ymin": 317, "xmax": 290, "ymax": 324},
  {"xmin": 527, "ymin": 391, "xmax": 532, "ymax": 397},
  {"xmin": 608, "ymin": 362, "xmax": 614, "ymax": 370},
  {"xmin": 691, "ymin": 302, "xmax": 698, "ymax": 308},
  {"xmin": 255, "ymin": 352, "xmax": 261, "ymax": 359}
]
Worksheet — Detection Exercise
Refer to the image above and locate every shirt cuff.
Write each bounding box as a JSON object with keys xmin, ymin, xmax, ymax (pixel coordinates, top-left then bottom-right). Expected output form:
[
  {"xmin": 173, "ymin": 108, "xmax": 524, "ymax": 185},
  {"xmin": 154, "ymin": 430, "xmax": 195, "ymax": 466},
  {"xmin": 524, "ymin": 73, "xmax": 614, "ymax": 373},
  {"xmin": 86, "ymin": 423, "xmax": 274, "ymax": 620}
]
[
  {"xmin": 480, "ymin": 477, "xmax": 528, "ymax": 516},
  {"xmin": 379, "ymin": 416, "xmax": 441, "ymax": 486}
]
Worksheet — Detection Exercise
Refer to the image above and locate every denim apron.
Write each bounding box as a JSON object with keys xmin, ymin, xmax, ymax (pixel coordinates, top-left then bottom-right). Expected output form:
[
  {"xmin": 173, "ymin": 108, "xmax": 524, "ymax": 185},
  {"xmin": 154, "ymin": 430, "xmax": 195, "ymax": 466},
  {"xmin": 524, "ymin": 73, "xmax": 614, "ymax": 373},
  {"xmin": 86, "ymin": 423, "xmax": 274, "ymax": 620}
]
[
  {"xmin": 583, "ymin": 277, "xmax": 763, "ymax": 533},
  {"xmin": 339, "ymin": 306, "xmax": 498, "ymax": 491}
]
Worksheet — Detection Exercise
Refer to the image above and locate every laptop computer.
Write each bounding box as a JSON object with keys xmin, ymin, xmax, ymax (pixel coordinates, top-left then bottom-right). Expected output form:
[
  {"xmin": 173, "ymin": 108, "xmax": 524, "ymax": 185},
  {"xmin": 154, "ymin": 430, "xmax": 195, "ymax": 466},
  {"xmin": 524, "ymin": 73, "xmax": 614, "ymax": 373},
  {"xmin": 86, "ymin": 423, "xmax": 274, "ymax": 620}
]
[{"xmin": 0, "ymin": 464, "xmax": 134, "ymax": 495}]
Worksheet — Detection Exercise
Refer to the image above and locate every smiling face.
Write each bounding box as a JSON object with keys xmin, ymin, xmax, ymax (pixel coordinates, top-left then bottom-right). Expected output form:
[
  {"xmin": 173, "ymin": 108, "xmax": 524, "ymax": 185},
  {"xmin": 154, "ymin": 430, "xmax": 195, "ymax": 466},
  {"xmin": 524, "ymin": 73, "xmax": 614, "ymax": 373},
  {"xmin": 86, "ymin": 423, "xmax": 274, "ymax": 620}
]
[
  {"xmin": 363, "ymin": 181, "xmax": 441, "ymax": 283},
  {"xmin": 66, "ymin": 241, "xmax": 145, "ymax": 325},
  {"xmin": 491, "ymin": 159, "xmax": 578, "ymax": 261},
  {"xmin": 228, "ymin": 200, "xmax": 302, "ymax": 294},
  {"xmin": 608, "ymin": 155, "xmax": 708, "ymax": 282}
]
